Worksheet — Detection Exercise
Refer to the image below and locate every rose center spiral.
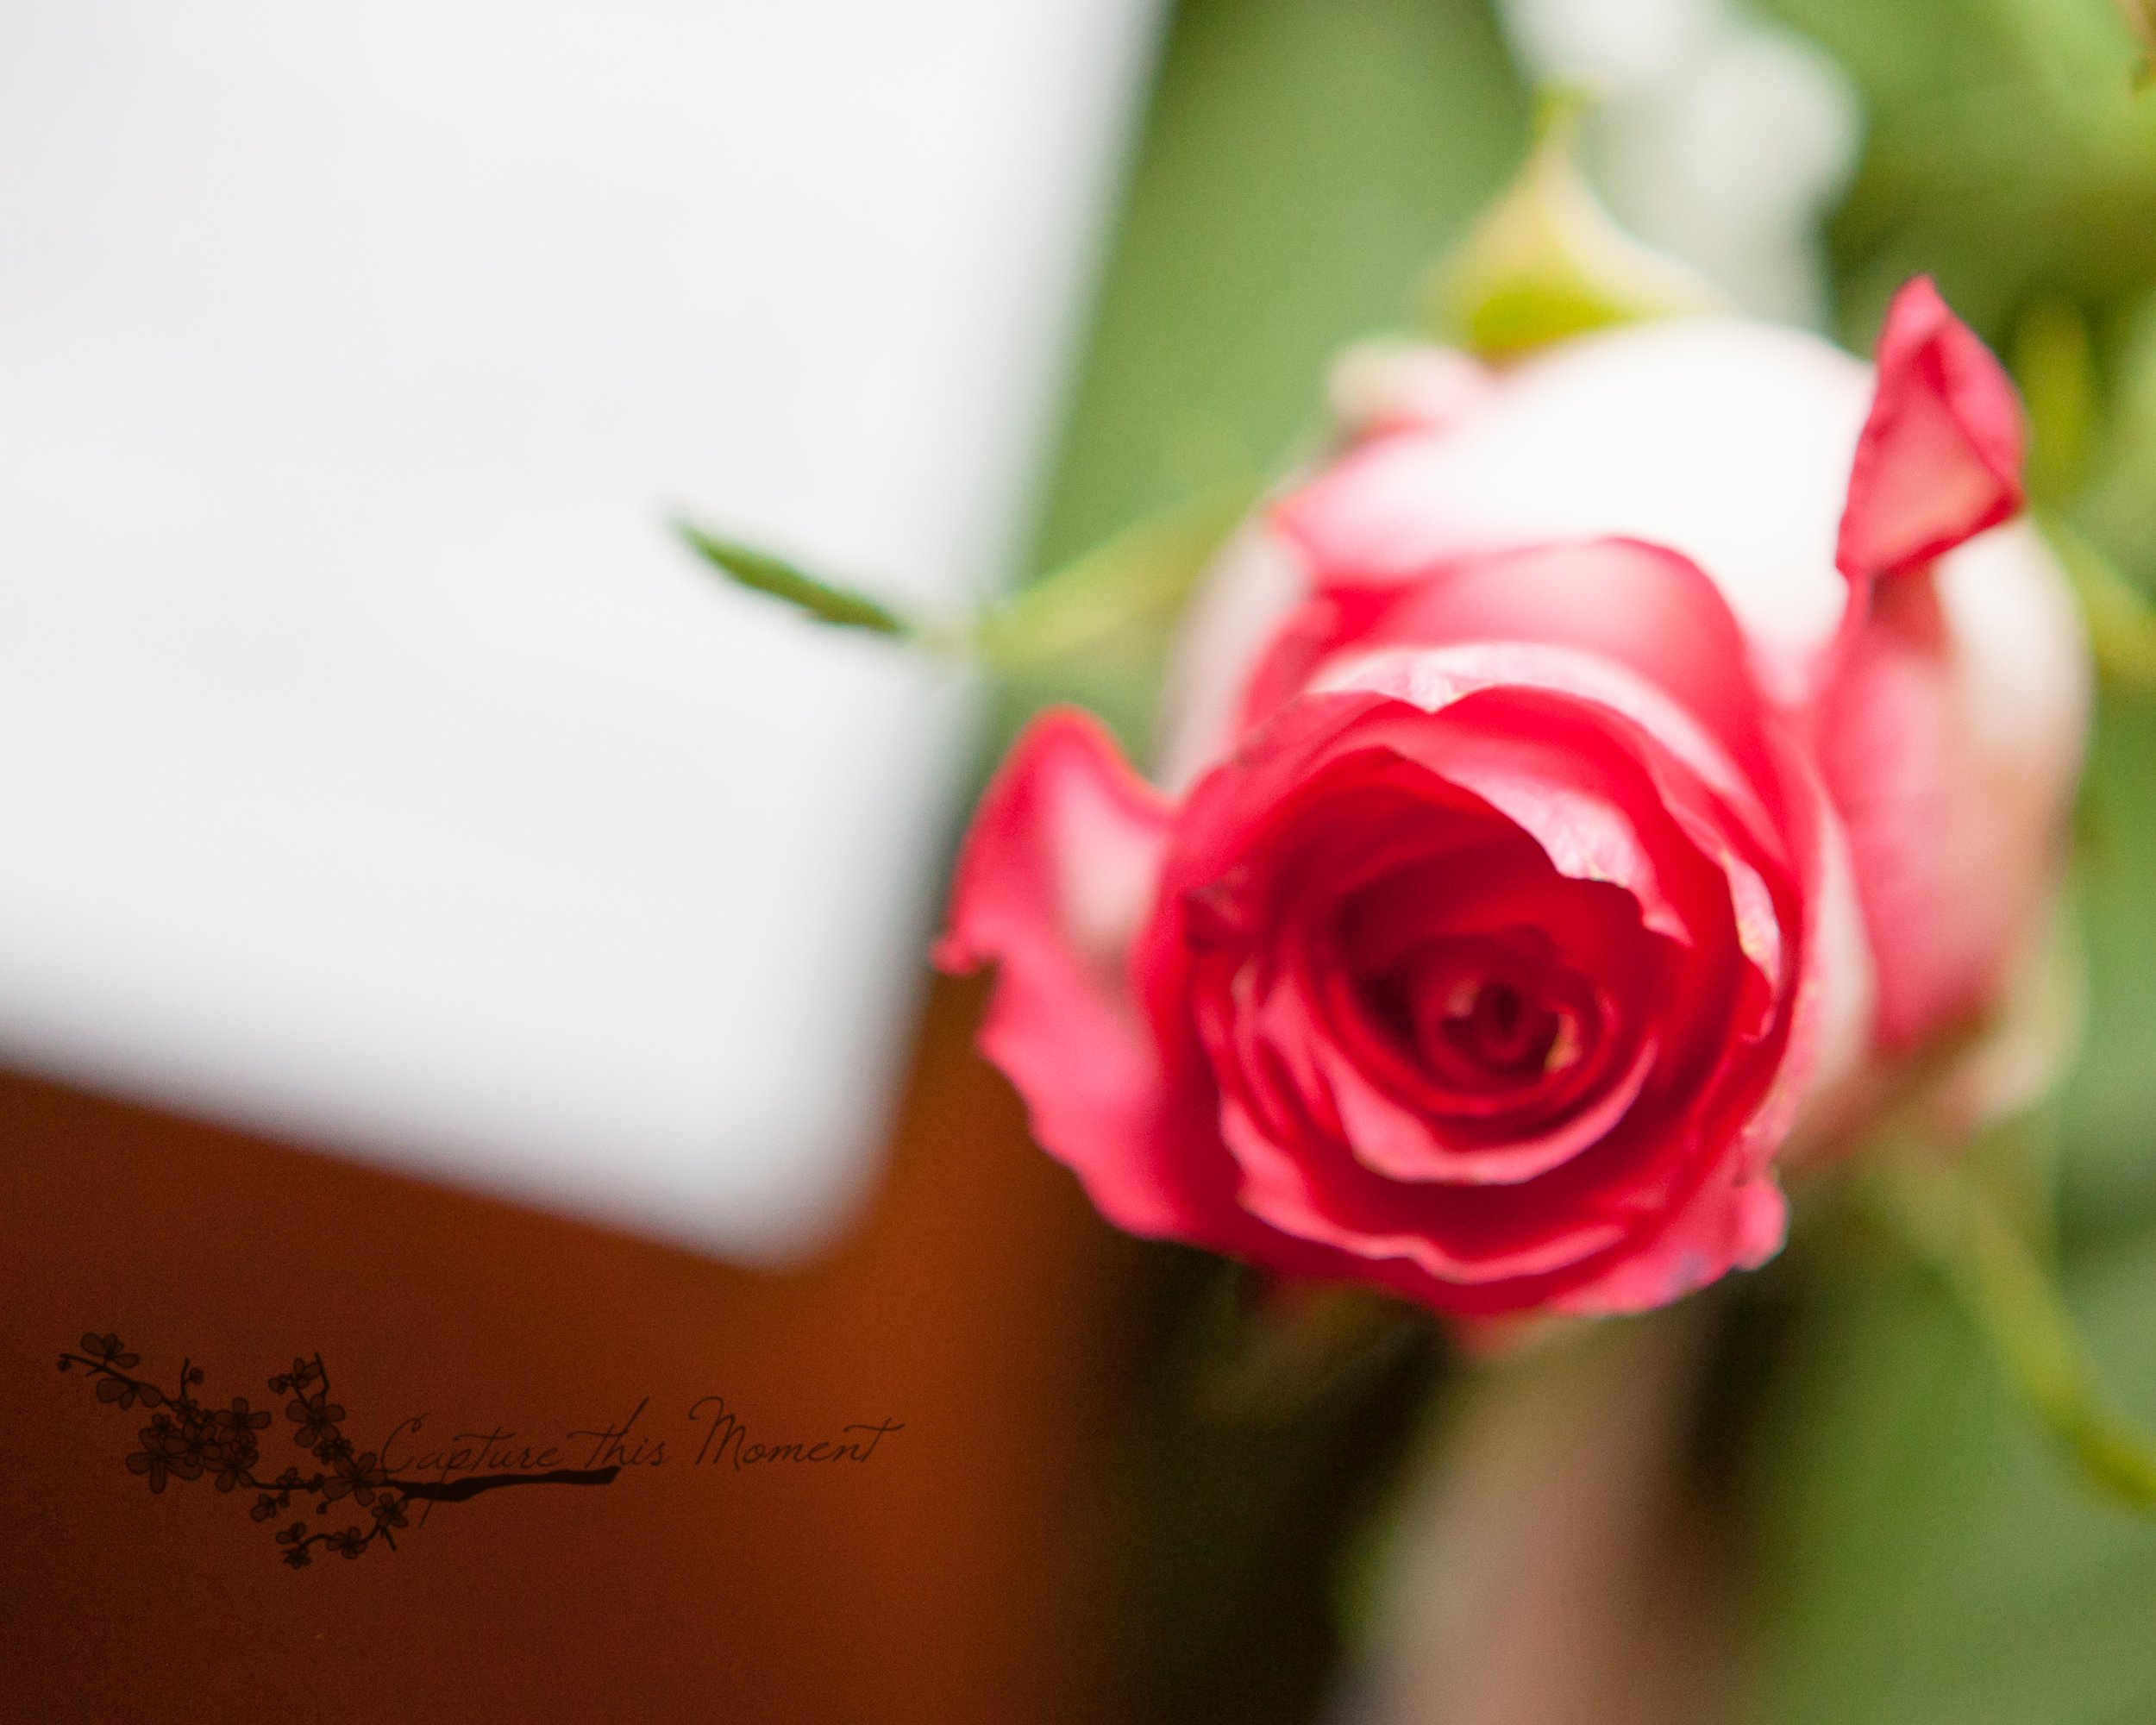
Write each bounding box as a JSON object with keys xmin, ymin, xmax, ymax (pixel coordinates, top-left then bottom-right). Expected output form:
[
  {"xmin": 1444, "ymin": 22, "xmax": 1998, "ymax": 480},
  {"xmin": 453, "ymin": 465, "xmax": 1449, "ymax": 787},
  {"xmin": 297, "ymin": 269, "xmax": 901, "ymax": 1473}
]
[
  {"xmin": 1446, "ymin": 978, "xmax": 1554, "ymax": 1072},
  {"xmin": 1399, "ymin": 946, "xmax": 1584, "ymax": 1090}
]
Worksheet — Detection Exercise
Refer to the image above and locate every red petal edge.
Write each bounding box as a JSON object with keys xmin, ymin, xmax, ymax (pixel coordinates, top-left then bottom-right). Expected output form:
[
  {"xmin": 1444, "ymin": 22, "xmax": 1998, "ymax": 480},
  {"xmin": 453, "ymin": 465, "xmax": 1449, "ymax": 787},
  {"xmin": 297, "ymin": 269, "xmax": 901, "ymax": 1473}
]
[
  {"xmin": 1553, "ymin": 1168, "xmax": 1789, "ymax": 1315},
  {"xmin": 933, "ymin": 707, "xmax": 1191, "ymax": 1237},
  {"xmin": 1834, "ymin": 276, "xmax": 2027, "ymax": 583}
]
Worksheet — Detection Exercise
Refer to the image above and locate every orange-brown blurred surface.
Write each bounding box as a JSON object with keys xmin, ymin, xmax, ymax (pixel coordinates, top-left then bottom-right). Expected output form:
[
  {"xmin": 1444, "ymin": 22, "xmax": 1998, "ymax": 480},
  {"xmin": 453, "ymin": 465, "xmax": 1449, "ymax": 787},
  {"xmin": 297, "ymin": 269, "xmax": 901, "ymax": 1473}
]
[{"xmin": 2, "ymin": 974, "xmax": 1133, "ymax": 1722}]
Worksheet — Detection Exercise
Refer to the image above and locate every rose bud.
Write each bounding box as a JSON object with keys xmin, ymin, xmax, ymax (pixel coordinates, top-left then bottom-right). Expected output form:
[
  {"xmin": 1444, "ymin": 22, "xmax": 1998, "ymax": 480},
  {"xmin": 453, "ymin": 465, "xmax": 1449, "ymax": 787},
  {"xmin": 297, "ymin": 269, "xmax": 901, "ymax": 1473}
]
[{"xmin": 937, "ymin": 279, "xmax": 2089, "ymax": 1318}]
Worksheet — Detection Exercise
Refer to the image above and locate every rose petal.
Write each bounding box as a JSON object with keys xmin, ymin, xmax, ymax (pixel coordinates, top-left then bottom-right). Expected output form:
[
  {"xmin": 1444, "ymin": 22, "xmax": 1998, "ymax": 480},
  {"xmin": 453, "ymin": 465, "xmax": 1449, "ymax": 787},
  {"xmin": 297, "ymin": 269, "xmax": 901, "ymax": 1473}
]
[
  {"xmin": 1269, "ymin": 320, "xmax": 1871, "ymax": 703},
  {"xmin": 1834, "ymin": 275, "xmax": 2026, "ymax": 582},
  {"xmin": 1297, "ymin": 673, "xmax": 1742, "ymax": 951},
  {"xmin": 1819, "ymin": 522, "xmax": 2088, "ymax": 1047},
  {"xmin": 934, "ymin": 707, "xmax": 1195, "ymax": 1236},
  {"xmin": 1156, "ymin": 525, "xmax": 1312, "ymax": 794},
  {"xmin": 1325, "ymin": 339, "xmax": 1498, "ymax": 440},
  {"xmin": 1219, "ymin": 1099, "xmax": 1631, "ymax": 1287},
  {"xmin": 1245, "ymin": 539, "xmax": 1787, "ymax": 821},
  {"xmin": 1322, "ymin": 1032, "xmax": 1661, "ymax": 1186},
  {"xmin": 1307, "ymin": 632, "xmax": 1789, "ymax": 873},
  {"xmin": 1552, "ymin": 1169, "xmax": 1788, "ymax": 1315}
]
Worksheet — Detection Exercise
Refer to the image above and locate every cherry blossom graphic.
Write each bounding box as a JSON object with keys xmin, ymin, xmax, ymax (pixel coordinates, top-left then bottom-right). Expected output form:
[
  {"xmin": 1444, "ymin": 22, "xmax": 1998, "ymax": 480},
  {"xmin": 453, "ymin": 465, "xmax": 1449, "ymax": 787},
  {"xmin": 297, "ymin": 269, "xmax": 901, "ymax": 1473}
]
[{"xmin": 60, "ymin": 1332, "xmax": 620, "ymax": 1570}]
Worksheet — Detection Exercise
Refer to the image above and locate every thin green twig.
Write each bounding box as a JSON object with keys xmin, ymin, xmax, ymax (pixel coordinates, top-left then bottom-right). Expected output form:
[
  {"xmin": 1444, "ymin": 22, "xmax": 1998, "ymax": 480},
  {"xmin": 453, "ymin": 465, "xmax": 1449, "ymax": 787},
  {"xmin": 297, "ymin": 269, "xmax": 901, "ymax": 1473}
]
[
  {"xmin": 968, "ymin": 480, "xmax": 1259, "ymax": 671},
  {"xmin": 1865, "ymin": 1151, "xmax": 2156, "ymax": 1512},
  {"xmin": 674, "ymin": 478, "xmax": 1257, "ymax": 673}
]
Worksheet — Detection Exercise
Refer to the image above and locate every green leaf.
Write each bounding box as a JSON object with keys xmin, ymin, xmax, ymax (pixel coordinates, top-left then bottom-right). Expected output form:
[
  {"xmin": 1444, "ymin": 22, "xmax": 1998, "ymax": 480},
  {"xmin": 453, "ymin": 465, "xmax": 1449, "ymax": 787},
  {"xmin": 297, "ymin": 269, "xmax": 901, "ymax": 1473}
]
[
  {"xmin": 1421, "ymin": 85, "xmax": 1729, "ymax": 360},
  {"xmin": 674, "ymin": 523, "xmax": 918, "ymax": 639}
]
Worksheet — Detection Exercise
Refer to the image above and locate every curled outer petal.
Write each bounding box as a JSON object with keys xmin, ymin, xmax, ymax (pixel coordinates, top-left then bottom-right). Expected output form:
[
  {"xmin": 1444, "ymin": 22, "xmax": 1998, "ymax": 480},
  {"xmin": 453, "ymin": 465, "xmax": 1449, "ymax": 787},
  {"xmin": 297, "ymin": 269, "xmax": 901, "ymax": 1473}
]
[
  {"xmin": 1834, "ymin": 275, "xmax": 2027, "ymax": 585},
  {"xmin": 934, "ymin": 708, "xmax": 1188, "ymax": 1237},
  {"xmin": 1821, "ymin": 281, "xmax": 2087, "ymax": 1051}
]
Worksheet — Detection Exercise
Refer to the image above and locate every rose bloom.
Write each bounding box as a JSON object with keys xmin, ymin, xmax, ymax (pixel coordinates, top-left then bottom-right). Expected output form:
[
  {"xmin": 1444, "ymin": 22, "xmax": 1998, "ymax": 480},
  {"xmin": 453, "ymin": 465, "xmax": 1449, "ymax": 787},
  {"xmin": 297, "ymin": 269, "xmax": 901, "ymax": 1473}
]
[{"xmin": 937, "ymin": 280, "xmax": 2089, "ymax": 1318}]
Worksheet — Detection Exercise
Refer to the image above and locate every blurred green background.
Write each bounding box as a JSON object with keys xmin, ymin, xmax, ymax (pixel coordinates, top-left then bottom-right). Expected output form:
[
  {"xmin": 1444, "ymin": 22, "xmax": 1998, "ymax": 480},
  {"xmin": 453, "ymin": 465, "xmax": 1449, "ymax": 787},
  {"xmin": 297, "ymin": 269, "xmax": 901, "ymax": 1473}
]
[{"xmin": 1012, "ymin": 0, "xmax": 2156, "ymax": 1718}]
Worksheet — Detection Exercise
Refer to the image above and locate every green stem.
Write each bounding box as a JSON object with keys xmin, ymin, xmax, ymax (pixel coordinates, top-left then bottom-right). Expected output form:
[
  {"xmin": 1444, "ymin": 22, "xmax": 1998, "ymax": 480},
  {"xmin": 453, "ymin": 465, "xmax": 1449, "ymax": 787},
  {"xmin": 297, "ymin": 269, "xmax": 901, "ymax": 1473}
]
[
  {"xmin": 1866, "ymin": 1153, "xmax": 2156, "ymax": 1511},
  {"xmin": 968, "ymin": 480, "xmax": 1259, "ymax": 671},
  {"xmin": 675, "ymin": 478, "xmax": 1257, "ymax": 672}
]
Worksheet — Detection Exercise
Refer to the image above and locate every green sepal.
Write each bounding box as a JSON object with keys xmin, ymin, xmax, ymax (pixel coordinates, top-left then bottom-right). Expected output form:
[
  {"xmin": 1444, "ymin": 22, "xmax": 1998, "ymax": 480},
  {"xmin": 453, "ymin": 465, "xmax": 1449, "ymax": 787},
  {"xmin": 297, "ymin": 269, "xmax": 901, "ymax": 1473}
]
[{"xmin": 1422, "ymin": 85, "xmax": 1728, "ymax": 360}]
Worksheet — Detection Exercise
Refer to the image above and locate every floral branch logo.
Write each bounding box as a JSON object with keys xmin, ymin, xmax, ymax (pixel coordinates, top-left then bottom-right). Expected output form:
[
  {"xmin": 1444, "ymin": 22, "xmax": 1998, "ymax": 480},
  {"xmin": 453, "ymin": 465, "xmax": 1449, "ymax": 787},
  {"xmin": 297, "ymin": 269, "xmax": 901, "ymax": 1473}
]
[{"xmin": 60, "ymin": 1332, "xmax": 619, "ymax": 1569}]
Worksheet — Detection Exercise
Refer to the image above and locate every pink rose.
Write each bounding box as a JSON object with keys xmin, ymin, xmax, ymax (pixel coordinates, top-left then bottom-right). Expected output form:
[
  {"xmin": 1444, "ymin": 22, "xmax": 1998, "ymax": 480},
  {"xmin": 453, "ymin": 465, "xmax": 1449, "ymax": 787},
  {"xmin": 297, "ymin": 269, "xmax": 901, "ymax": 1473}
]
[{"xmin": 937, "ymin": 279, "xmax": 2088, "ymax": 1318}]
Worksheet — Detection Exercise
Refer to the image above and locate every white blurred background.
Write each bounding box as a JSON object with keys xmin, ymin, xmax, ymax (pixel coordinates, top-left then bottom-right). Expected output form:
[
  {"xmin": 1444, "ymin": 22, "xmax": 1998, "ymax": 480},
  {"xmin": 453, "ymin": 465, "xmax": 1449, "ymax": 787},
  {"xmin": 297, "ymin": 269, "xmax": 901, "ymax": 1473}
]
[{"xmin": 0, "ymin": 1, "xmax": 1162, "ymax": 1257}]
